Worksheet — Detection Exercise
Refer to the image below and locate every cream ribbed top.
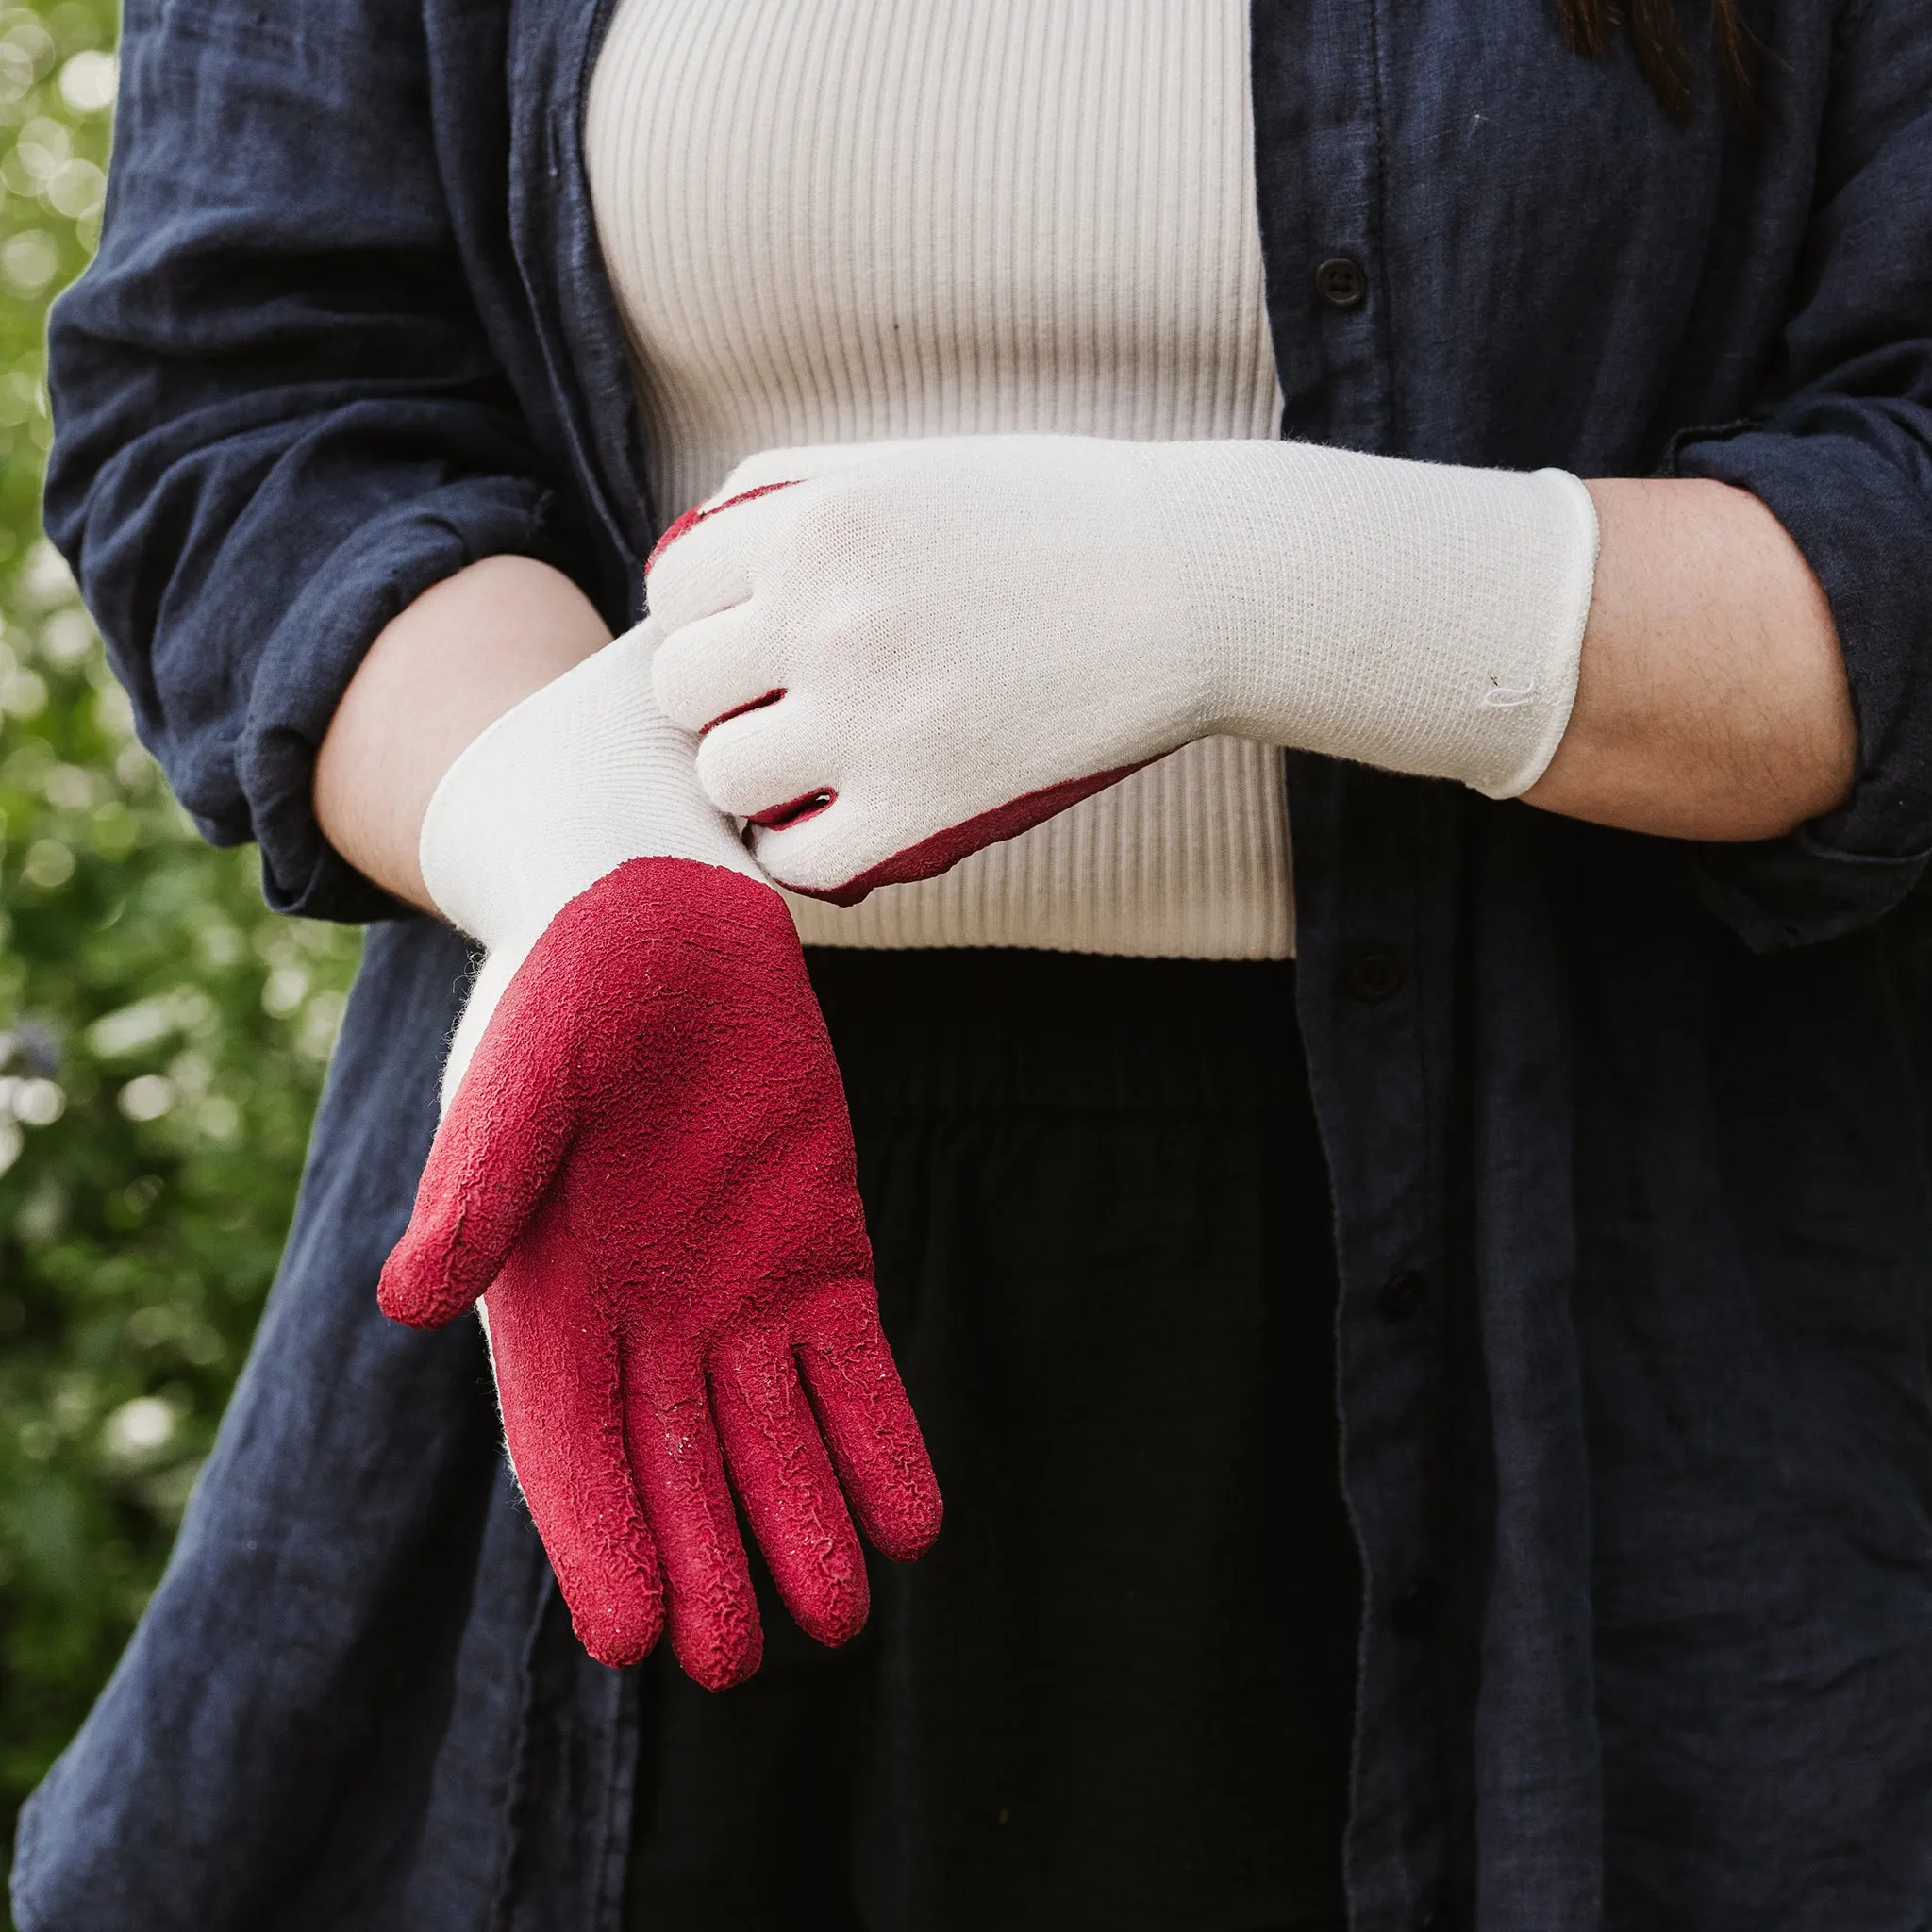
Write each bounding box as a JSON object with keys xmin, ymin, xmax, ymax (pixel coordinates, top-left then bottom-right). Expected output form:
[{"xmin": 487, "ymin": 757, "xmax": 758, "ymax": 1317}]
[{"xmin": 585, "ymin": 0, "xmax": 1293, "ymax": 957}]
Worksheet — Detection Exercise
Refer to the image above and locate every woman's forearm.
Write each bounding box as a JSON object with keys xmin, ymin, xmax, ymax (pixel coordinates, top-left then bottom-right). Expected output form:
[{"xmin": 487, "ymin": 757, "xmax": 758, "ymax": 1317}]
[
  {"xmin": 313, "ymin": 556, "xmax": 611, "ymax": 911},
  {"xmin": 1524, "ymin": 477, "xmax": 1855, "ymax": 841}
]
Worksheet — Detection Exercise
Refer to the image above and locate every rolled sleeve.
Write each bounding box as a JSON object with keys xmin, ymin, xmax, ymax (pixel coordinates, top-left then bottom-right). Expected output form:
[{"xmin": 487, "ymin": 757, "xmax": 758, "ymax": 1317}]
[
  {"xmin": 236, "ymin": 480, "xmax": 562, "ymax": 921},
  {"xmin": 1658, "ymin": 0, "xmax": 1932, "ymax": 950},
  {"xmin": 1666, "ymin": 414, "xmax": 1932, "ymax": 950},
  {"xmin": 45, "ymin": 0, "xmax": 593, "ymax": 923}
]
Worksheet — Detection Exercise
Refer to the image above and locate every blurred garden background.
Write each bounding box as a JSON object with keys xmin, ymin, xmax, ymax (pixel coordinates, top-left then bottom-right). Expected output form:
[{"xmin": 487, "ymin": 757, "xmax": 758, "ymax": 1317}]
[{"xmin": 0, "ymin": 0, "xmax": 361, "ymax": 1904}]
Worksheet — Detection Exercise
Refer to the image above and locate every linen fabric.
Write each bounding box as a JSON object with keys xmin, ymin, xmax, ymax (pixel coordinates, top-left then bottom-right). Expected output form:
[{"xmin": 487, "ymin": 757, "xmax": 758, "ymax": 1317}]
[
  {"xmin": 587, "ymin": 0, "xmax": 1296, "ymax": 959},
  {"xmin": 625, "ymin": 946, "xmax": 1358, "ymax": 1932},
  {"xmin": 24, "ymin": 0, "xmax": 1932, "ymax": 1926},
  {"xmin": 647, "ymin": 437, "xmax": 1596, "ymax": 904}
]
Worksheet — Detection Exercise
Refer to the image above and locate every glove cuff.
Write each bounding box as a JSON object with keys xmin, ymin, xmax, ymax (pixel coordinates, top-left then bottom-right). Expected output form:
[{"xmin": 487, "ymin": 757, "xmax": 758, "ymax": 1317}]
[
  {"xmin": 420, "ymin": 620, "xmax": 769, "ymax": 1106},
  {"xmin": 419, "ymin": 619, "xmax": 764, "ymax": 947},
  {"xmin": 1143, "ymin": 441, "xmax": 1599, "ymax": 798}
]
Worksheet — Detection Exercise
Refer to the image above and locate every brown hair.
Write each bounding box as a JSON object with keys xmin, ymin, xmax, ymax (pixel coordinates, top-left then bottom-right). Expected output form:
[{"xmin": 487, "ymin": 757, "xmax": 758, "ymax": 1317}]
[{"xmin": 1557, "ymin": 0, "xmax": 1748, "ymax": 119}]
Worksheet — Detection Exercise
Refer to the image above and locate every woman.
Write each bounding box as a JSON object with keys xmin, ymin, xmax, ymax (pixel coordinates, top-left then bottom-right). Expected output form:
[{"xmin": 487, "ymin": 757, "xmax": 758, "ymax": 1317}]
[{"xmin": 13, "ymin": 0, "xmax": 1932, "ymax": 1926}]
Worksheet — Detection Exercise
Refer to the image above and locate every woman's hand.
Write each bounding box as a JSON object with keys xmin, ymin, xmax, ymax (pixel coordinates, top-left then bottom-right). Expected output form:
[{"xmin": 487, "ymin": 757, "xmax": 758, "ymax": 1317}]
[
  {"xmin": 645, "ymin": 440, "xmax": 1854, "ymax": 904},
  {"xmin": 646, "ymin": 435, "xmax": 1599, "ymax": 903},
  {"xmin": 315, "ymin": 572, "xmax": 941, "ymax": 1688}
]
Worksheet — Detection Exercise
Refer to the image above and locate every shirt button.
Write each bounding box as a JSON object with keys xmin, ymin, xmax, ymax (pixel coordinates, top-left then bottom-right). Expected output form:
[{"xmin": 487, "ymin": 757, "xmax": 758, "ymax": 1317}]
[
  {"xmin": 1344, "ymin": 949, "xmax": 1405, "ymax": 1002},
  {"xmin": 1316, "ymin": 256, "xmax": 1368, "ymax": 308},
  {"xmin": 1378, "ymin": 1270, "xmax": 1427, "ymax": 1321},
  {"xmin": 1391, "ymin": 1577, "xmax": 1438, "ymax": 1634}
]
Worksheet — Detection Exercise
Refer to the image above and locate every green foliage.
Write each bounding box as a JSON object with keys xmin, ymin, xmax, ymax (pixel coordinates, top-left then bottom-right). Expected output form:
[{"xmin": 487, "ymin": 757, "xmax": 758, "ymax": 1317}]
[{"xmin": 0, "ymin": 0, "xmax": 362, "ymax": 1899}]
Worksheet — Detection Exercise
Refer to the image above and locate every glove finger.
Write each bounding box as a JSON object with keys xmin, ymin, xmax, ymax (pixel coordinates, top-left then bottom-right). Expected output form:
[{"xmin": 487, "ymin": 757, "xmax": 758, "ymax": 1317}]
[
  {"xmin": 378, "ymin": 951, "xmax": 579, "ymax": 1329},
  {"xmin": 645, "ymin": 478, "xmax": 802, "ymax": 630},
  {"xmin": 624, "ymin": 1350, "xmax": 765, "ymax": 1690},
  {"xmin": 714, "ymin": 441, "xmax": 922, "ymax": 501},
  {"xmin": 486, "ymin": 1213, "xmax": 667, "ymax": 1669},
  {"xmin": 651, "ymin": 602, "xmax": 787, "ymax": 739},
  {"xmin": 795, "ymin": 1293, "xmax": 943, "ymax": 1563},
  {"xmin": 709, "ymin": 1327, "xmax": 870, "ymax": 1650},
  {"xmin": 752, "ymin": 758, "xmax": 1155, "ymax": 908},
  {"xmin": 692, "ymin": 700, "xmax": 836, "ymax": 825},
  {"xmin": 741, "ymin": 798, "xmax": 877, "ymax": 904}
]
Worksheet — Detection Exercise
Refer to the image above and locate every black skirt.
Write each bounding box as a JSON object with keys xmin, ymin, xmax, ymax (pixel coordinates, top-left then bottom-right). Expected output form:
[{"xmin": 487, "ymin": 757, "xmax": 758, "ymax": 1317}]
[{"xmin": 625, "ymin": 949, "xmax": 1360, "ymax": 1932}]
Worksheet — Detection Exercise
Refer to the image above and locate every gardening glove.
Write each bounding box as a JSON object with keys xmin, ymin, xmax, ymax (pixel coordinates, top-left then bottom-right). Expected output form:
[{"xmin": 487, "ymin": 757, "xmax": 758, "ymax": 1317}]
[
  {"xmin": 376, "ymin": 621, "xmax": 942, "ymax": 1689},
  {"xmin": 646, "ymin": 434, "xmax": 1598, "ymax": 905}
]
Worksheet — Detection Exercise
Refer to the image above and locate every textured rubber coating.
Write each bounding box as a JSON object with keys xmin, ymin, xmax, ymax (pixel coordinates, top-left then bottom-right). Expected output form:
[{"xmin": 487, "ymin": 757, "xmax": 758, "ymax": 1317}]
[{"xmin": 378, "ymin": 857, "xmax": 941, "ymax": 1688}]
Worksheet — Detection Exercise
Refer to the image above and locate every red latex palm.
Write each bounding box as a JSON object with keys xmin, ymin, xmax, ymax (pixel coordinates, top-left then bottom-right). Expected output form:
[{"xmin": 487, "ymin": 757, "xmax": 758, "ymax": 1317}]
[{"xmin": 379, "ymin": 856, "xmax": 941, "ymax": 1689}]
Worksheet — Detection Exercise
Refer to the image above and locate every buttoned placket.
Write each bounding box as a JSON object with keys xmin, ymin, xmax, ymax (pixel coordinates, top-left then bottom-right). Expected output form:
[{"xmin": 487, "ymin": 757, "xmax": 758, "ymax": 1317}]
[
  {"xmin": 1251, "ymin": 5, "xmax": 1466, "ymax": 1921},
  {"xmin": 1289, "ymin": 752, "xmax": 1465, "ymax": 1932}
]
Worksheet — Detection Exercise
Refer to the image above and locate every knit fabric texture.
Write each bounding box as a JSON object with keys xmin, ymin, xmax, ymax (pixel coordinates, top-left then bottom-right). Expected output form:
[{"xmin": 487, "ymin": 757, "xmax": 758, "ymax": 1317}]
[
  {"xmin": 585, "ymin": 0, "xmax": 1294, "ymax": 958},
  {"xmin": 417, "ymin": 621, "xmax": 761, "ymax": 1101}
]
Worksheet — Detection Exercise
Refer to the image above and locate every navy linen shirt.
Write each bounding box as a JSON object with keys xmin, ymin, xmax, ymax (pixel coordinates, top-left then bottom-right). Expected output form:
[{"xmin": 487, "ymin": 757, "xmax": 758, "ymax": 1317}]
[{"xmin": 16, "ymin": 1, "xmax": 1932, "ymax": 1927}]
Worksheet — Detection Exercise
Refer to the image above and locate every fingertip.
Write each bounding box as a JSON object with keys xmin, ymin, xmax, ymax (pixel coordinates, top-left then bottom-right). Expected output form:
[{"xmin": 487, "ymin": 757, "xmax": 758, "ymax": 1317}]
[
  {"xmin": 375, "ymin": 1232, "xmax": 477, "ymax": 1330},
  {"xmin": 869, "ymin": 1476, "xmax": 944, "ymax": 1565},
  {"xmin": 569, "ymin": 1581, "xmax": 668, "ymax": 1671},
  {"xmin": 645, "ymin": 477, "xmax": 802, "ymax": 575},
  {"xmin": 671, "ymin": 1600, "xmax": 765, "ymax": 1691},
  {"xmin": 797, "ymin": 1567, "xmax": 872, "ymax": 1649},
  {"xmin": 645, "ymin": 502, "xmax": 706, "ymax": 574},
  {"xmin": 761, "ymin": 1502, "xmax": 871, "ymax": 1648},
  {"xmin": 742, "ymin": 821, "xmax": 860, "ymax": 907},
  {"xmin": 646, "ymin": 479, "xmax": 801, "ymax": 638}
]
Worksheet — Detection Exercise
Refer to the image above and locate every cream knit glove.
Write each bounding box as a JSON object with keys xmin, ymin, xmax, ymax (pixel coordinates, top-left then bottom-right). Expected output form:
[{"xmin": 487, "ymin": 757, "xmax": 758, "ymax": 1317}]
[
  {"xmin": 646, "ymin": 435, "xmax": 1598, "ymax": 905},
  {"xmin": 418, "ymin": 617, "xmax": 762, "ymax": 1100}
]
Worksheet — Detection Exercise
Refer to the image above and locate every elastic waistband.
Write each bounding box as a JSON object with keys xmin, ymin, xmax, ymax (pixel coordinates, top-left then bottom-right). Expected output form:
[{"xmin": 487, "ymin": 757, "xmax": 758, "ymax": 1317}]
[{"xmin": 805, "ymin": 947, "xmax": 1304, "ymax": 1112}]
